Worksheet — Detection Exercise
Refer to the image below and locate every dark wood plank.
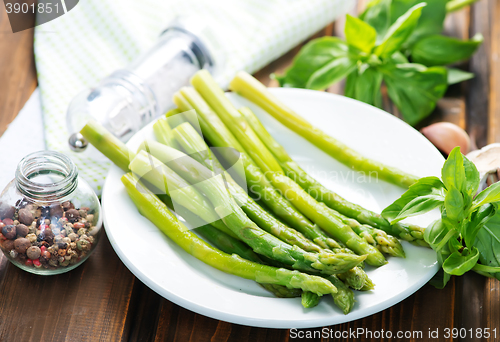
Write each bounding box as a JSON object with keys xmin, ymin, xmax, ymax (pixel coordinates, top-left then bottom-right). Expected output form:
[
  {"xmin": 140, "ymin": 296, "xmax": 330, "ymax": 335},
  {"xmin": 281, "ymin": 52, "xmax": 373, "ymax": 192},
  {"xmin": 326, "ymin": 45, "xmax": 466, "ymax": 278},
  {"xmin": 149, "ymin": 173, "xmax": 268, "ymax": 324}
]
[
  {"xmin": 488, "ymin": 0, "xmax": 500, "ymax": 144},
  {"xmin": 0, "ymin": 231, "xmax": 137, "ymax": 341},
  {"xmin": 0, "ymin": 0, "xmax": 37, "ymax": 137},
  {"xmin": 466, "ymin": 0, "xmax": 493, "ymax": 149}
]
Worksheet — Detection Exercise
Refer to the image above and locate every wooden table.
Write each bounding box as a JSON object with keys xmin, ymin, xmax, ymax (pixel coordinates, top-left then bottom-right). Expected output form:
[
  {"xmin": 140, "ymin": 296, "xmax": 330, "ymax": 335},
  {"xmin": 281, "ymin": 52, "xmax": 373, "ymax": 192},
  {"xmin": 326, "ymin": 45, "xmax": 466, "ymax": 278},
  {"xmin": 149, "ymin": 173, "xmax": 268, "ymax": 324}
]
[{"xmin": 1, "ymin": 1, "xmax": 499, "ymax": 341}]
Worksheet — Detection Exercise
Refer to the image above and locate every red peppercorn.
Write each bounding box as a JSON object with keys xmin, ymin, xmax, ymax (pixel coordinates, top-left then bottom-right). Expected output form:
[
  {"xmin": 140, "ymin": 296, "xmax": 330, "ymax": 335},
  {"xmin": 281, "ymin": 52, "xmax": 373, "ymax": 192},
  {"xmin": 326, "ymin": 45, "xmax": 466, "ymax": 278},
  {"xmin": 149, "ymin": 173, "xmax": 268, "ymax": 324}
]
[
  {"xmin": 73, "ymin": 222, "xmax": 85, "ymax": 229},
  {"xmin": 41, "ymin": 251, "xmax": 51, "ymax": 259},
  {"xmin": 0, "ymin": 222, "xmax": 5, "ymax": 229},
  {"xmin": 33, "ymin": 259, "xmax": 41, "ymax": 267},
  {"xmin": 2, "ymin": 218, "xmax": 14, "ymax": 226},
  {"xmin": 25, "ymin": 259, "xmax": 33, "ymax": 266},
  {"xmin": 40, "ymin": 245, "xmax": 47, "ymax": 253}
]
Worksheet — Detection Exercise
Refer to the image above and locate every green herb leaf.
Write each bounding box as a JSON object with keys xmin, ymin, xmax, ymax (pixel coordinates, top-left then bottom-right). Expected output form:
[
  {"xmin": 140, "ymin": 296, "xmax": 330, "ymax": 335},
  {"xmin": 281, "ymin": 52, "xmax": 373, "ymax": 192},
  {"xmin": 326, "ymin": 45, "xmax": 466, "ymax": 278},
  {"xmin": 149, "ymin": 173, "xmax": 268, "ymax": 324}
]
[
  {"xmin": 464, "ymin": 204, "xmax": 496, "ymax": 249},
  {"xmin": 374, "ymin": 3, "xmax": 426, "ymax": 59},
  {"xmin": 430, "ymin": 248, "xmax": 452, "ymax": 288},
  {"xmin": 360, "ymin": 0, "xmax": 392, "ymax": 42},
  {"xmin": 424, "ymin": 219, "xmax": 448, "ymax": 249},
  {"xmin": 411, "ymin": 33, "xmax": 483, "ymax": 66},
  {"xmin": 474, "ymin": 213, "xmax": 500, "ymax": 280},
  {"xmin": 447, "ymin": 0, "xmax": 481, "ymax": 13},
  {"xmin": 382, "ymin": 176, "xmax": 445, "ymax": 222},
  {"xmin": 447, "ymin": 68, "xmax": 474, "ymax": 85},
  {"xmin": 390, "ymin": 0, "xmax": 447, "ymax": 47},
  {"xmin": 462, "ymin": 155, "xmax": 480, "ymax": 205},
  {"xmin": 344, "ymin": 66, "xmax": 383, "ymax": 108},
  {"xmin": 345, "ymin": 15, "xmax": 377, "ymax": 53},
  {"xmin": 444, "ymin": 186, "xmax": 465, "ymax": 222},
  {"xmin": 442, "ymin": 246, "xmax": 480, "ymax": 275},
  {"xmin": 441, "ymin": 147, "xmax": 465, "ymax": 192},
  {"xmin": 274, "ymin": 37, "xmax": 358, "ymax": 89},
  {"xmin": 429, "ymin": 267, "xmax": 451, "ymax": 288},
  {"xmin": 472, "ymin": 183, "xmax": 500, "ymax": 210},
  {"xmin": 380, "ymin": 62, "xmax": 448, "ymax": 125},
  {"xmin": 389, "ymin": 51, "xmax": 409, "ymax": 64}
]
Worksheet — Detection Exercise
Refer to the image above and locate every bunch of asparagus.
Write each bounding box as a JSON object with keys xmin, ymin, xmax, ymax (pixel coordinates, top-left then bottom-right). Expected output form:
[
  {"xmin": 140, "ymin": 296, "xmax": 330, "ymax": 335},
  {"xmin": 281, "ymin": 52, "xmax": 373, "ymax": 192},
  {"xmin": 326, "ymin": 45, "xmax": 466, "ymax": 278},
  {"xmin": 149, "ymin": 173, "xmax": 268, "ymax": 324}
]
[{"xmin": 81, "ymin": 70, "xmax": 427, "ymax": 314}]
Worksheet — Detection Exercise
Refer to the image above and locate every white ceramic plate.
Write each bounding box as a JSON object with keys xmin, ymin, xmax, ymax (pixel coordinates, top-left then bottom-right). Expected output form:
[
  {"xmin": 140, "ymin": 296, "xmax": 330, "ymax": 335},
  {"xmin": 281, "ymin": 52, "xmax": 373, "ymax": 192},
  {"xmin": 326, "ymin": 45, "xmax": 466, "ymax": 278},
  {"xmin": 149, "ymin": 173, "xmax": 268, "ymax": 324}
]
[{"xmin": 102, "ymin": 88, "xmax": 444, "ymax": 329}]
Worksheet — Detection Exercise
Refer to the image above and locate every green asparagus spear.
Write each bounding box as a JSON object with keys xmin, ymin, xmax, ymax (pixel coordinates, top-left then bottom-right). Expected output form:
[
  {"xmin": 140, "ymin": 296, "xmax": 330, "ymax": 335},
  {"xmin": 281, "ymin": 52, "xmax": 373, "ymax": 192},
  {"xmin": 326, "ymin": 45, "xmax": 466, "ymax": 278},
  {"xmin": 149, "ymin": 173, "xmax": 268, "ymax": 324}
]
[
  {"xmin": 229, "ymin": 71, "xmax": 419, "ymax": 189},
  {"xmin": 193, "ymin": 219, "xmax": 301, "ymax": 298},
  {"xmin": 337, "ymin": 268, "xmax": 375, "ymax": 291},
  {"xmin": 80, "ymin": 119, "xmax": 238, "ymax": 240},
  {"xmin": 270, "ymin": 173, "xmax": 386, "ymax": 267},
  {"xmin": 191, "ymin": 72, "xmax": 283, "ymax": 175},
  {"xmin": 169, "ymin": 122, "xmax": 372, "ymax": 291},
  {"xmin": 80, "ymin": 119, "xmax": 134, "ymax": 172},
  {"xmin": 81, "ymin": 116, "xmax": 366, "ymax": 299},
  {"xmin": 136, "ymin": 143, "xmax": 366, "ymax": 275},
  {"xmin": 301, "ymin": 291, "xmax": 321, "ymax": 308},
  {"xmin": 81, "ymin": 119, "xmax": 301, "ymax": 299},
  {"xmin": 325, "ymin": 205, "xmax": 405, "ymax": 258},
  {"xmin": 238, "ymin": 106, "xmax": 426, "ymax": 246},
  {"xmin": 129, "ymin": 151, "xmax": 237, "ymax": 239},
  {"xmin": 171, "ymin": 122, "xmax": 331, "ymax": 254},
  {"xmin": 122, "ymin": 173, "xmax": 338, "ymax": 295},
  {"xmin": 173, "ymin": 88, "xmax": 340, "ymax": 250},
  {"xmin": 153, "ymin": 117, "xmax": 180, "ymax": 148},
  {"xmin": 189, "ymin": 71, "xmax": 386, "ymax": 267},
  {"xmin": 326, "ymin": 275, "xmax": 355, "ymax": 314}
]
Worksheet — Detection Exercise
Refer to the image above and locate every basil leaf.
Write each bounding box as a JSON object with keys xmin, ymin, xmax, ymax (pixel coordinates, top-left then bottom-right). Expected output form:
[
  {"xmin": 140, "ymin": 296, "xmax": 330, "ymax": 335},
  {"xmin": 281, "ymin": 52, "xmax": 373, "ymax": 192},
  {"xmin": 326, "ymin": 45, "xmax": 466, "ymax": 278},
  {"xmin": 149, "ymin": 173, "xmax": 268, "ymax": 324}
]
[
  {"xmin": 381, "ymin": 62, "xmax": 448, "ymax": 125},
  {"xmin": 447, "ymin": 0, "xmax": 482, "ymax": 13},
  {"xmin": 360, "ymin": 0, "xmax": 392, "ymax": 42},
  {"xmin": 444, "ymin": 186, "xmax": 465, "ymax": 222},
  {"xmin": 442, "ymin": 247, "xmax": 480, "ymax": 275},
  {"xmin": 345, "ymin": 15, "xmax": 377, "ymax": 53},
  {"xmin": 429, "ymin": 267, "xmax": 451, "ymax": 289},
  {"xmin": 447, "ymin": 68, "xmax": 474, "ymax": 85},
  {"xmin": 382, "ymin": 176, "xmax": 445, "ymax": 222},
  {"xmin": 472, "ymin": 182, "xmax": 500, "ymax": 210},
  {"xmin": 389, "ymin": 51, "xmax": 409, "ymax": 64},
  {"xmin": 474, "ymin": 213, "xmax": 500, "ymax": 280},
  {"xmin": 275, "ymin": 37, "xmax": 358, "ymax": 89},
  {"xmin": 462, "ymin": 155, "xmax": 480, "ymax": 205},
  {"xmin": 374, "ymin": 3, "xmax": 426, "ymax": 59},
  {"xmin": 344, "ymin": 66, "xmax": 383, "ymax": 108},
  {"xmin": 441, "ymin": 146, "xmax": 465, "ymax": 192},
  {"xmin": 411, "ymin": 33, "xmax": 484, "ymax": 66},
  {"xmin": 464, "ymin": 204, "xmax": 496, "ymax": 248},
  {"xmin": 424, "ymin": 219, "xmax": 448, "ymax": 249},
  {"xmin": 306, "ymin": 58, "xmax": 358, "ymax": 90},
  {"xmin": 390, "ymin": 0, "xmax": 447, "ymax": 47},
  {"xmin": 430, "ymin": 248, "xmax": 452, "ymax": 288}
]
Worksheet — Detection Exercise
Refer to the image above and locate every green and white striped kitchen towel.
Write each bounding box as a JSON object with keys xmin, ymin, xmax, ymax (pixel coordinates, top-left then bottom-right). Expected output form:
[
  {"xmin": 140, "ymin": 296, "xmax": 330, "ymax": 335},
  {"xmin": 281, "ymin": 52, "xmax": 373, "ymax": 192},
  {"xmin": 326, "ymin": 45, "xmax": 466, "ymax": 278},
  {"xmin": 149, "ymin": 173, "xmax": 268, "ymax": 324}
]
[{"xmin": 34, "ymin": 0, "xmax": 353, "ymax": 194}]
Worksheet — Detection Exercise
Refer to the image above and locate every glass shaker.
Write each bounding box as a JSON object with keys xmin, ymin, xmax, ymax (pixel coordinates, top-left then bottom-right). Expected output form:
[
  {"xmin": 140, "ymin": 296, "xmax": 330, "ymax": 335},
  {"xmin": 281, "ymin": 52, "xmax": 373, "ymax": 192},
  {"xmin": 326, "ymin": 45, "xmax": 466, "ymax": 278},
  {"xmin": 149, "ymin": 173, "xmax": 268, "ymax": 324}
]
[{"xmin": 66, "ymin": 16, "xmax": 218, "ymax": 153}]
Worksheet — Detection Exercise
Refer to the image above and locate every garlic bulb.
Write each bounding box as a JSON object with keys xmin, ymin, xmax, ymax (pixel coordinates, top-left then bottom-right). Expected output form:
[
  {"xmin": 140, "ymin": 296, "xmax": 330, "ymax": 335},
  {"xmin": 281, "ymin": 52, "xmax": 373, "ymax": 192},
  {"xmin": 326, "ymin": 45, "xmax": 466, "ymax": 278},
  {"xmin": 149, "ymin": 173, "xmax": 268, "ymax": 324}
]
[
  {"xmin": 466, "ymin": 143, "xmax": 500, "ymax": 191},
  {"xmin": 421, "ymin": 122, "xmax": 471, "ymax": 155}
]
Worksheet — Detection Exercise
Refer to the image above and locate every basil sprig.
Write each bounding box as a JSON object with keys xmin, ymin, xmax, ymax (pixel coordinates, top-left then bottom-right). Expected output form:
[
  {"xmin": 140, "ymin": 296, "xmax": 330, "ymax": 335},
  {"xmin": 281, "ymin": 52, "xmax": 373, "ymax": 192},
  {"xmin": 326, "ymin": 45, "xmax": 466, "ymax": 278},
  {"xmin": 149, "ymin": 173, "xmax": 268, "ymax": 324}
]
[
  {"xmin": 382, "ymin": 147, "xmax": 500, "ymax": 288},
  {"xmin": 276, "ymin": 0, "xmax": 482, "ymax": 126}
]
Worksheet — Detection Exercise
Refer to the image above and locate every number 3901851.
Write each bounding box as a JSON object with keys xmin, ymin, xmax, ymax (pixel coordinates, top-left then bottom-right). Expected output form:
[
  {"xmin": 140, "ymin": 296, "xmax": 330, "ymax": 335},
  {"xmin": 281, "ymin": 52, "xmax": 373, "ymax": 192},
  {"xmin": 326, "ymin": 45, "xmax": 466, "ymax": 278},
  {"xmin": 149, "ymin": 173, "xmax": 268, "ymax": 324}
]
[{"xmin": 5, "ymin": 2, "xmax": 61, "ymax": 14}]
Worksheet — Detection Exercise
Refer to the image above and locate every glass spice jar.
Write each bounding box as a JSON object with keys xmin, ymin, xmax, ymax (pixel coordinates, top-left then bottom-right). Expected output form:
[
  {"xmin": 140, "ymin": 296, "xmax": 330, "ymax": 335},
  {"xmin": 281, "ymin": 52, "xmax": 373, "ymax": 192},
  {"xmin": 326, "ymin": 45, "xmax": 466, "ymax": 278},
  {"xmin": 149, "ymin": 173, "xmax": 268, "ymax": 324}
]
[{"xmin": 0, "ymin": 151, "xmax": 102, "ymax": 275}]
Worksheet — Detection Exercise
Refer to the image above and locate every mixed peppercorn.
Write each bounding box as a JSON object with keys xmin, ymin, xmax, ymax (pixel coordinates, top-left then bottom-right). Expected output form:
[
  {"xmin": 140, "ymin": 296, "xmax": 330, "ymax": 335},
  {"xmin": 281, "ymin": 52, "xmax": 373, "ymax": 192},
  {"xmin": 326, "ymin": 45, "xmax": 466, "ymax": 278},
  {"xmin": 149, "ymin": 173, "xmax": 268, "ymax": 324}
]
[{"xmin": 0, "ymin": 200, "xmax": 98, "ymax": 270}]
